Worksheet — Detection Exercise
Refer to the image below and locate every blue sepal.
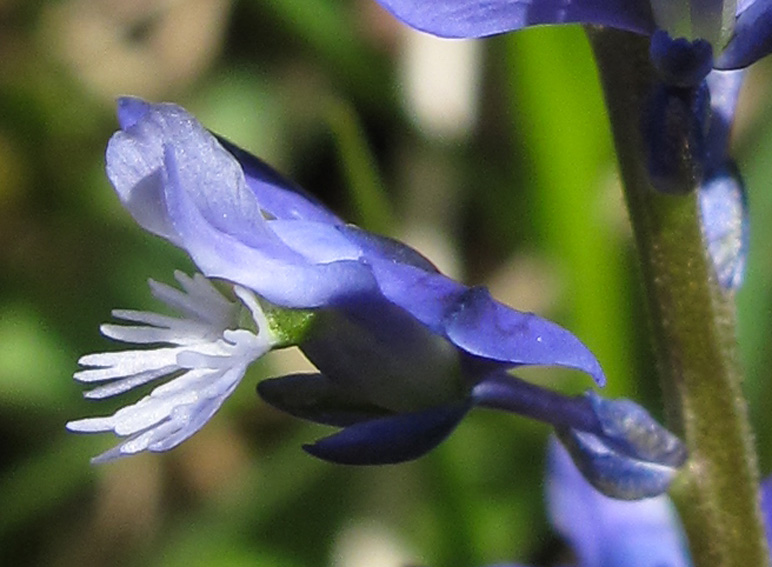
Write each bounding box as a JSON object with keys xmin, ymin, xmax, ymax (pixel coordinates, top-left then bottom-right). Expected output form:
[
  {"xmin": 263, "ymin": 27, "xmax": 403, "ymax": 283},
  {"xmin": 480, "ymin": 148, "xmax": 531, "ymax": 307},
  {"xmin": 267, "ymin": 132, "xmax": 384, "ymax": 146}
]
[
  {"xmin": 444, "ymin": 287, "xmax": 606, "ymax": 386},
  {"xmin": 303, "ymin": 401, "xmax": 471, "ymax": 465}
]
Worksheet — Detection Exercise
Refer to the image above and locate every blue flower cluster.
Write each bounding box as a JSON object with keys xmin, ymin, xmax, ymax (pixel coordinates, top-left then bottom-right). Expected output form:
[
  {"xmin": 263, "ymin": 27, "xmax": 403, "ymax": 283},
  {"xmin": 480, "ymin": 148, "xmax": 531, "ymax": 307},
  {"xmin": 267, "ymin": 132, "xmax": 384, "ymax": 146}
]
[{"xmin": 68, "ymin": 99, "xmax": 683, "ymax": 499}]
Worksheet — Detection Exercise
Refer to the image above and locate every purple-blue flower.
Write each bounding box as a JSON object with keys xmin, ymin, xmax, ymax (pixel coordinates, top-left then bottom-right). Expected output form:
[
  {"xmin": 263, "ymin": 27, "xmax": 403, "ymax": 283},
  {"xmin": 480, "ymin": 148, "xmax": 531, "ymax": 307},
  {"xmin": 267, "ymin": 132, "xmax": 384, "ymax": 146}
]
[
  {"xmin": 497, "ymin": 439, "xmax": 772, "ymax": 567},
  {"xmin": 68, "ymin": 99, "xmax": 683, "ymax": 496},
  {"xmin": 494, "ymin": 439, "xmax": 692, "ymax": 567},
  {"xmin": 371, "ymin": 0, "xmax": 772, "ymax": 72}
]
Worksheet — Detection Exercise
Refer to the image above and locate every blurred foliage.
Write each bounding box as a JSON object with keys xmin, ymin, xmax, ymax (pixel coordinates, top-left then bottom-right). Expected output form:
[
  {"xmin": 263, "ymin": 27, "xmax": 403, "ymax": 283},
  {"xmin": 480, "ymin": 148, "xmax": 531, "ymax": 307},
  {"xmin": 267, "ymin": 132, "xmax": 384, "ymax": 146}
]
[{"xmin": 0, "ymin": 1, "xmax": 771, "ymax": 566}]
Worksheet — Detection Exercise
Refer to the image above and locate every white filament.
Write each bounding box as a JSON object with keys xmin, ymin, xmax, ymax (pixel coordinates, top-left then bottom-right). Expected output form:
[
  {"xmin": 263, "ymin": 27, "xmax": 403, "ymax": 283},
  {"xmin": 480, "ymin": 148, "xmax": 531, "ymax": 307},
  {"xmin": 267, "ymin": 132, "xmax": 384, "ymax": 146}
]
[{"xmin": 67, "ymin": 271, "xmax": 274, "ymax": 463}]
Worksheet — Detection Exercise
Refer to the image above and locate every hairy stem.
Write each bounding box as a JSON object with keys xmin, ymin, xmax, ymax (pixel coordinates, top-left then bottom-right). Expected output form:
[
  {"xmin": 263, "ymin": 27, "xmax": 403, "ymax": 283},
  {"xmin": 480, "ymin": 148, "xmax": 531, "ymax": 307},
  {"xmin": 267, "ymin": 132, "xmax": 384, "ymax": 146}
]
[{"xmin": 586, "ymin": 27, "xmax": 768, "ymax": 567}]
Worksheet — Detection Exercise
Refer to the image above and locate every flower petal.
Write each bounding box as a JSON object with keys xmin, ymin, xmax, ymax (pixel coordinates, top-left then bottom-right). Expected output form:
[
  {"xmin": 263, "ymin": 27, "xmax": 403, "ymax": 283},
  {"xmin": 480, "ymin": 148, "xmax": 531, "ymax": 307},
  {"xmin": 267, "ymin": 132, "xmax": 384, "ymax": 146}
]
[
  {"xmin": 217, "ymin": 136, "xmax": 343, "ymax": 225},
  {"xmin": 716, "ymin": 0, "xmax": 772, "ymax": 69},
  {"xmin": 161, "ymin": 142, "xmax": 377, "ymax": 308},
  {"xmin": 444, "ymin": 287, "xmax": 605, "ymax": 385},
  {"xmin": 556, "ymin": 427, "xmax": 680, "ymax": 500},
  {"xmin": 547, "ymin": 439, "xmax": 691, "ymax": 567},
  {"xmin": 338, "ymin": 225, "xmax": 440, "ymax": 273},
  {"xmin": 339, "ymin": 228, "xmax": 605, "ymax": 384},
  {"xmin": 372, "ymin": 0, "xmax": 655, "ymax": 38},
  {"xmin": 303, "ymin": 401, "xmax": 471, "ymax": 465},
  {"xmin": 269, "ymin": 220, "xmax": 362, "ymax": 264}
]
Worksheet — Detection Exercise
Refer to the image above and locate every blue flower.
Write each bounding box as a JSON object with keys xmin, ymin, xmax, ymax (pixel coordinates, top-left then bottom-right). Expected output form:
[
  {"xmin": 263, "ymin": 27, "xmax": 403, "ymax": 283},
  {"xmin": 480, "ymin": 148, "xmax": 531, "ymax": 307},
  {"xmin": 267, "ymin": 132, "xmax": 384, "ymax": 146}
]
[
  {"xmin": 68, "ymin": 99, "xmax": 683, "ymax": 493},
  {"xmin": 497, "ymin": 439, "xmax": 772, "ymax": 567},
  {"xmin": 494, "ymin": 439, "xmax": 693, "ymax": 567},
  {"xmin": 370, "ymin": 0, "xmax": 772, "ymax": 72}
]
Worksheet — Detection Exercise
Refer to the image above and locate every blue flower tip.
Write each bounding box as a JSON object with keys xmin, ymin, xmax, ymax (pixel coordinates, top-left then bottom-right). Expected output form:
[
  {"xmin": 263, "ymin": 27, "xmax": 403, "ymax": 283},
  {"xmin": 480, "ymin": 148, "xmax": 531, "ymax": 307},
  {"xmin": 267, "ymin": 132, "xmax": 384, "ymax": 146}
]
[
  {"xmin": 116, "ymin": 96, "xmax": 153, "ymax": 130},
  {"xmin": 588, "ymin": 392, "xmax": 687, "ymax": 468}
]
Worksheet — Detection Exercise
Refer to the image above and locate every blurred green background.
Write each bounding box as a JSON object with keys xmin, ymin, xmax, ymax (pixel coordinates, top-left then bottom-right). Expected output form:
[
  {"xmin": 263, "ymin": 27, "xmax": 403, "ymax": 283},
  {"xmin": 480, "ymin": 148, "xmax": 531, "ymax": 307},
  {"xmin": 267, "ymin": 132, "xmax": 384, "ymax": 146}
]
[{"xmin": 1, "ymin": 1, "xmax": 772, "ymax": 566}]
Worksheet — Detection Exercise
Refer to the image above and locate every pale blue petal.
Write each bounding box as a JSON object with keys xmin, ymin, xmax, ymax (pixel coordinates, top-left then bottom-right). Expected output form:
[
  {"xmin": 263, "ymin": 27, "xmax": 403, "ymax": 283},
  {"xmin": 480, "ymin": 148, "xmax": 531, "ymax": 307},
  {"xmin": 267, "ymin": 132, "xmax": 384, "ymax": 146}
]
[
  {"xmin": 699, "ymin": 163, "xmax": 748, "ymax": 290},
  {"xmin": 218, "ymin": 136, "xmax": 343, "ymax": 225},
  {"xmin": 705, "ymin": 68, "xmax": 746, "ymax": 162},
  {"xmin": 269, "ymin": 221, "xmax": 362, "ymax": 263},
  {"xmin": 547, "ymin": 440, "xmax": 691, "ymax": 567},
  {"xmin": 162, "ymin": 146, "xmax": 377, "ymax": 308}
]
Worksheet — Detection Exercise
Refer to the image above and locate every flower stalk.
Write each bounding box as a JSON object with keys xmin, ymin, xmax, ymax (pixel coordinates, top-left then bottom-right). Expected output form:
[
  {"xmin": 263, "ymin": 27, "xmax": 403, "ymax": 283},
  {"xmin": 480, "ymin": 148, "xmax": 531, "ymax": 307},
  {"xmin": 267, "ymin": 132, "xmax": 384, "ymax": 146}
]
[{"xmin": 586, "ymin": 26, "xmax": 768, "ymax": 567}]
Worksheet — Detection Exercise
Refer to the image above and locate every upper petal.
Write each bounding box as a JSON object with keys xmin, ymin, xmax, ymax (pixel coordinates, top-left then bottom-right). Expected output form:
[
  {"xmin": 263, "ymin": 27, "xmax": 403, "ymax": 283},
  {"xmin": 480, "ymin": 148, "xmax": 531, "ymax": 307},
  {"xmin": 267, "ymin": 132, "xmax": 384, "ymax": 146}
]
[
  {"xmin": 162, "ymin": 145, "xmax": 377, "ymax": 308},
  {"xmin": 372, "ymin": 0, "xmax": 655, "ymax": 38},
  {"xmin": 106, "ymin": 100, "xmax": 378, "ymax": 309},
  {"xmin": 547, "ymin": 439, "xmax": 691, "ymax": 567},
  {"xmin": 218, "ymin": 136, "xmax": 343, "ymax": 225}
]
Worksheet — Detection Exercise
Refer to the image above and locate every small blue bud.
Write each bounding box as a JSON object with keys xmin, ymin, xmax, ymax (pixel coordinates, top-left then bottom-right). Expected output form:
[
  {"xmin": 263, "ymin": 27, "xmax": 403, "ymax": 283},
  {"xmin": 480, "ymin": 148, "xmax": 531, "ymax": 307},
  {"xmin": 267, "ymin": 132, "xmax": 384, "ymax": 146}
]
[
  {"xmin": 555, "ymin": 393, "xmax": 686, "ymax": 500},
  {"xmin": 556, "ymin": 427, "xmax": 682, "ymax": 501},
  {"xmin": 587, "ymin": 391, "xmax": 687, "ymax": 468},
  {"xmin": 650, "ymin": 30, "xmax": 714, "ymax": 88}
]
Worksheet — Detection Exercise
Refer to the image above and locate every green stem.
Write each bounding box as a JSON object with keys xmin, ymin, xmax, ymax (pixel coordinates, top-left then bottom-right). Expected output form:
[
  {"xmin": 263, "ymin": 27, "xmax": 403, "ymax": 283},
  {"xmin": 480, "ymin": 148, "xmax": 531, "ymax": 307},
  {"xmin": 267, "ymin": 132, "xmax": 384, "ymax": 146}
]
[{"xmin": 586, "ymin": 27, "xmax": 768, "ymax": 567}]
